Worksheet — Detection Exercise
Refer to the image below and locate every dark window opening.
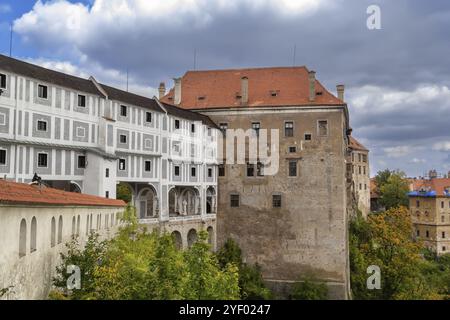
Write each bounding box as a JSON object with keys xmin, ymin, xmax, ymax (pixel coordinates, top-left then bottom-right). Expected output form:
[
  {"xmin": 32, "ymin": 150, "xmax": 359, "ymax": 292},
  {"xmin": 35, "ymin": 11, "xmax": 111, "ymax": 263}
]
[
  {"xmin": 289, "ymin": 160, "xmax": 297, "ymax": 177},
  {"xmin": 105, "ymin": 168, "xmax": 110, "ymax": 178},
  {"xmin": 218, "ymin": 165, "xmax": 225, "ymax": 177},
  {"xmin": 119, "ymin": 159, "xmax": 126, "ymax": 171},
  {"xmin": 38, "ymin": 153, "xmax": 48, "ymax": 167},
  {"xmin": 120, "ymin": 105, "xmax": 127, "ymax": 117},
  {"xmin": 305, "ymin": 134, "xmax": 312, "ymax": 141},
  {"xmin": 38, "ymin": 84, "xmax": 48, "ymax": 99},
  {"xmin": 191, "ymin": 124, "xmax": 195, "ymax": 133},
  {"xmin": 37, "ymin": 120, "xmax": 47, "ymax": 131},
  {"xmin": 174, "ymin": 166, "xmax": 180, "ymax": 176},
  {"xmin": 105, "ymin": 191, "xmax": 109, "ymax": 199},
  {"xmin": 230, "ymin": 194, "xmax": 240, "ymax": 208},
  {"xmin": 146, "ymin": 112, "xmax": 152, "ymax": 123},
  {"xmin": 174, "ymin": 120, "xmax": 180, "ymax": 129},
  {"xmin": 0, "ymin": 149, "xmax": 6, "ymax": 165},
  {"xmin": 219, "ymin": 123, "xmax": 228, "ymax": 135},
  {"xmin": 145, "ymin": 160, "xmax": 152, "ymax": 172},
  {"xmin": 0, "ymin": 73, "xmax": 6, "ymax": 89},
  {"xmin": 191, "ymin": 167, "xmax": 196, "ymax": 177},
  {"xmin": 289, "ymin": 146, "xmax": 296, "ymax": 153},
  {"xmin": 273, "ymin": 194, "xmax": 282, "ymax": 208},
  {"xmin": 285, "ymin": 121, "xmax": 294, "ymax": 137},
  {"xmin": 77, "ymin": 94, "xmax": 86, "ymax": 107},
  {"xmin": 77, "ymin": 155, "xmax": 86, "ymax": 169},
  {"xmin": 246, "ymin": 163, "xmax": 255, "ymax": 177},
  {"xmin": 119, "ymin": 134, "xmax": 127, "ymax": 144},
  {"xmin": 208, "ymin": 168, "xmax": 213, "ymax": 178}
]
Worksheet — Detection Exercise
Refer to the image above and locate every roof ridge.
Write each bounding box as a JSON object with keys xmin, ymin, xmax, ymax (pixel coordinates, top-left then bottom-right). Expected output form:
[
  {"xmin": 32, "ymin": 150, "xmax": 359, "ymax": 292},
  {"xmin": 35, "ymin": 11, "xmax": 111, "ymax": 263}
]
[{"xmin": 185, "ymin": 65, "xmax": 308, "ymax": 74}]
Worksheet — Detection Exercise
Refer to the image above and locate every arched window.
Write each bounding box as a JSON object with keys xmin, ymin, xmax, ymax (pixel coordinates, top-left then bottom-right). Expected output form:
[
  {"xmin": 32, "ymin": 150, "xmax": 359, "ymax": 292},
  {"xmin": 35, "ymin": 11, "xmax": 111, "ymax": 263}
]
[
  {"xmin": 51, "ymin": 217, "xmax": 56, "ymax": 247},
  {"xmin": 30, "ymin": 217, "xmax": 37, "ymax": 253},
  {"xmin": 71, "ymin": 216, "xmax": 76, "ymax": 237},
  {"xmin": 171, "ymin": 231, "xmax": 183, "ymax": 250},
  {"xmin": 207, "ymin": 226, "xmax": 214, "ymax": 246},
  {"xmin": 187, "ymin": 229, "xmax": 198, "ymax": 248},
  {"xmin": 57, "ymin": 216, "xmax": 63, "ymax": 244},
  {"xmin": 76, "ymin": 215, "xmax": 81, "ymax": 236},
  {"xmin": 19, "ymin": 219, "xmax": 27, "ymax": 258}
]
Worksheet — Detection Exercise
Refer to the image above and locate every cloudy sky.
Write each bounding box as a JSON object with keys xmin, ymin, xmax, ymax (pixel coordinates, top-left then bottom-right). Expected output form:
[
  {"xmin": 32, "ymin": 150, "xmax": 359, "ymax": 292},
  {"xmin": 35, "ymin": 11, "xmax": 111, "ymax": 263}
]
[{"xmin": 0, "ymin": 0, "xmax": 449, "ymax": 177}]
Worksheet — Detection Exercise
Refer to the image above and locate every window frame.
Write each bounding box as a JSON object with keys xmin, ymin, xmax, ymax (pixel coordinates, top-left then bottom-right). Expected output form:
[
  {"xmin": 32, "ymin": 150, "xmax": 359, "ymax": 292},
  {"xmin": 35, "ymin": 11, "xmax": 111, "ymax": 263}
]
[
  {"xmin": 118, "ymin": 158, "xmax": 126, "ymax": 171},
  {"xmin": 144, "ymin": 138, "xmax": 152, "ymax": 149},
  {"xmin": 317, "ymin": 119, "xmax": 329, "ymax": 137},
  {"xmin": 145, "ymin": 112, "xmax": 152, "ymax": 123},
  {"xmin": 37, "ymin": 84, "xmax": 48, "ymax": 100},
  {"xmin": 77, "ymin": 94, "xmax": 86, "ymax": 108},
  {"xmin": 144, "ymin": 160, "xmax": 152, "ymax": 172},
  {"xmin": 77, "ymin": 155, "xmax": 86, "ymax": 169},
  {"xmin": 288, "ymin": 160, "xmax": 297, "ymax": 177},
  {"xmin": 230, "ymin": 194, "xmax": 240, "ymax": 208},
  {"xmin": 0, "ymin": 148, "xmax": 7, "ymax": 166},
  {"xmin": 0, "ymin": 112, "xmax": 5, "ymax": 126},
  {"xmin": 0, "ymin": 73, "xmax": 6, "ymax": 89},
  {"xmin": 272, "ymin": 194, "xmax": 282, "ymax": 208},
  {"xmin": 218, "ymin": 164, "xmax": 225, "ymax": 177},
  {"xmin": 208, "ymin": 168, "xmax": 213, "ymax": 178},
  {"xmin": 304, "ymin": 133, "xmax": 312, "ymax": 141},
  {"xmin": 284, "ymin": 121, "xmax": 294, "ymax": 137},
  {"xmin": 37, "ymin": 120, "xmax": 48, "ymax": 132},
  {"xmin": 76, "ymin": 126, "xmax": 86, "ymax": 138},
  {"xmin": 37, "ymin": 152, "xmax": 48, "ymax": 168},
  {"xmin": 120, "ymin": 105, "xmax": 128, "ymax": 117},
  {"xmin": 119, "ymin": 134, "xmax": 127, "ymax": 144},
  {"xmin": 191, "ymin": 166, "xmax": 196, "ymax": 177},
  {"xmin": 174, "ymin": 119, "xmax": 180, "ymax": 130},
  {"xmin": 174, "ymin": 165, "xmax": 180, "ymax": 177}
]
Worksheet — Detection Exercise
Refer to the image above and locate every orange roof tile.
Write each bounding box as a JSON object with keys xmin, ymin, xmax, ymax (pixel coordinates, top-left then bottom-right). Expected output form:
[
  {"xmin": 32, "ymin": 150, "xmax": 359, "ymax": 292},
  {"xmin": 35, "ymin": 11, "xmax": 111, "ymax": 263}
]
[
  {"xmin": 0, "ymin": 180, "xmax": 126, "ymax": 207},
  {"xmin": 349, "ymin": 136, "xmax": 369, "ymax": 152},
  {"xmin": 409, "ymin": 178, "xmax": 450, "ymax": 197},
  {"xmin": 161, "ymin": 66, "xmax": 344, "ymax": 109}
]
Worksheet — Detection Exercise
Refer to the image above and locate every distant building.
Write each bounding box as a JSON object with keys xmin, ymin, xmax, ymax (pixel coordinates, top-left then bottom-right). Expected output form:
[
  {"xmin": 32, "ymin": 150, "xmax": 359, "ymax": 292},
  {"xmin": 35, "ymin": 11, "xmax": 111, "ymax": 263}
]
[
  {"xmin": 370, "ymin": 178, "xmax": 384, "ymax": 212},
  {"xmin": 0, "ymin": 179, "xmax": 126, "ymax": 300},
  {"xmin": 408, "ymin": 177, "xmax": 450, "ymax": 255},
  {"xmin": 348, "ymin": 136, "xmax": 370, "ymax": 216},
  {"xmin": 162, "ymin": 66, "xmax": 352, "ymax": 299}
]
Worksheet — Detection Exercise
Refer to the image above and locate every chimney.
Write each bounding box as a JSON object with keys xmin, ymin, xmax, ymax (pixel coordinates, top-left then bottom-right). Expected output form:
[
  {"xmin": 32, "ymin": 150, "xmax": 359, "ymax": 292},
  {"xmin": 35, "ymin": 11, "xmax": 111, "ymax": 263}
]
[
  {"xmin": 158, "ymin": 82, "xmax": 166, "ymax": 100},
  {"xmin": 429, "ymin": 170, "xmax": 438, "ymax": 179},
  {"xmin": 241, "ymin": 77, "xmax": 249, "ymax": 105},
  {"xmin": 173, "ymin": 78, "xmax": 181, "ymax": 105},
  {"xmin": 308, "ymin": 71, "xmax": 316, "ymax": 102},
  {"xmin": 337, "ymin": 84, "xmax": 345, "ymax": 101}
]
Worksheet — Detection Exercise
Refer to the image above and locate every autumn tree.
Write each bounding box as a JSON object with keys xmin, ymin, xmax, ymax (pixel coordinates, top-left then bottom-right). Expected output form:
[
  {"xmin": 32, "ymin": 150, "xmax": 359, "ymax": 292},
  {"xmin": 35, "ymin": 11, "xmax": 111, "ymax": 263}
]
[{"xmin": 376, "ymin": 170, "xmax": 410, "ymax": 209}]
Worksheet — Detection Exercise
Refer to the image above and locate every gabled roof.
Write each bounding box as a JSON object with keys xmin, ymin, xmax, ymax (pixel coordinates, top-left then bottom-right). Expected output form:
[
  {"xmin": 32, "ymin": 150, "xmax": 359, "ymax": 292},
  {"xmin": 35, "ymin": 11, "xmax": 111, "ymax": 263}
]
[
  {"xmin": 160, "ymin": 102, "xmax": 219, "ymax": 129},
  {"xmin": 349, "ymin": 136, "xmax": 369, "ymax": 152},
  {"xmin": 0, "ymin": 54, "xmax": 101, "ymax": 96},
  {"xmin": 409, "ymin": 178, "xmax": 450, "ymax": 197},
  {"xmin": 161, "ymin": 66, "xmax": 345, "ymax": 109},
  {"xmin": 0, "ymin": 179, "xmax": 126, "ymax": 207}
]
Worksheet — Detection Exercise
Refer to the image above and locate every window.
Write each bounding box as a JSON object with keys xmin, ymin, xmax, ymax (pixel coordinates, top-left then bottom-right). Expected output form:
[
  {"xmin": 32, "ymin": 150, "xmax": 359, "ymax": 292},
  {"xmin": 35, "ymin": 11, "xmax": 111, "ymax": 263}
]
[
  {"xmin": 77, "ymin": 94, "xmax": 86, "ymax": 107},
  {"xmin": 426, "ymin": 230, "xmax": 429, "ymax": 238},
  {"xmin": 218, "ymin": 165, "xmax": 225, "ymax": 177},
  {"xmin": 442, "ymin": 232, "xmax": 446, "ymax": 239},
  {"xmin": 362, "ymin": 154, "xmax": 367, "ymax": 163},
  {"xmin": 273, "ymin": 194, "xmax": 282, "ymax": 208},
  {"xmin": 119, "ymin": 134, "xmax": 127, "ymax": 144},
  {"xmin": 443, "ymin": 246, "xmax": 447, "ymax": 252},
  {"xmin": 191, "ymin": 167, "xmax": 196, "ymax": 177},
  {"xmin": 358, "ymin": 166, "xmax": 362, "ymax": 174},
  {"xmin": 358, "ymin": 154, "xmax": 362, "ymax": 162},
  {"xmin": 364, "ymin": 184, "xmax": 367, "ymax": 190},
  {"xmin": 51, "ymin": 217, "xmax": 56, "ymax": 247},
  {"xmin": 38, "ymin": 84, "xmax": 48, "ymax": 99},
  {"xmin": 208, "ymin": 168, "xmax": 213, "ymax": 178},
  {"xmin": 37, "ymin": 153, "xmax": 48, "ymax": 167},
  {"xmin": 230, "ymin": 194, "xmax": 240, "ymax": 208},
  {"xmin": 252, "ymin": 122, "xmax": 260, "ymax": 136},
  {"xmin": 145, "ymin": 160, "xmax": 152, "ymax": 172},
  {"xmin": 416, "ymin": 200, "xmax": 420, "ymax": 208},
  {"xmin": 257, "ymin": 162, "xmax": 264, "ymax": 176},
  {"xmin": 105, "ymin": 191, "xmax": 109, "ymax": 199},
  {"xmin": 416, "ymin": 229, "xmax": 420, "ymax": 237},
  {"xmin": 146, "ymin": 112, "xmax": 152, "ymax": 123},
  {"xmin": 105, "ymin": 168, "xmax": 109, "ymax": 178},
  {"xmin": 191, "ymin": 124, "xmax": 195, "ymax": 133},
  {"xmin": 0, "ymin": 73, "xmax": 6, "ymax": 89},
  {"xmin": 37, "ymin": 120, "xmax": 47, "ymax": 131},
  {"xmin": 57, "ymin": 216, "xmax": 63, "ymax": 244},
  {"xmin": 289, "ymin": 146, "xmax": 296, "ymax": 153},
  {"xmin": 0, "ymin": 112, "xmax": 5, "ymax": 125},
  {"xmin": 442, "ymin": 201, "xmax": 445, "ymax": 209},
  {"xmin": 120, "ymin": 105, "xmax": 127, "ymax": 117},
  {"xmin": 304, "ymin": 133, "xmax": 312, "ymax": 141},
  {"xmin": 19, "ymin": 219, "xmax": 27, "ymax": 258},
  {"xmin": 174, "ymin": 166, "xmax": 180, "ymax": 176},
  {"xmin": 318, "ymin": 120, "xmax": 328, "ymax": 136},
  {"xmin": 0, "ymin": 149, "xmax": 6, "ymax": 165},
  {"xmin": 219, "ymin": 123, "xmax": 228, "ymax": 135},
  {"xmin": 285, "ymin": 121, "xmax": 294, "ymax": 137},
  {"xmin": 363, "ymin": 166, "xmax": 366, "ymax": 175},
  {"xmin": 119, "ymin": 159, "xmax": 126, "ymax": 171},
  {"xmin": 289, "ymin": 160, "xmax": 297, "ymax": 177},
  {"xmin": 77, "ymin": 155, "xmax": 86, "ymax": 169},
  {"xmin": 247, "ymin": 163, "xmax": 255, "ymax": 177},
  {"xmin": 359, "ymin": 183, "xmax": 362, "ymax": 190},
  {"xmin": 174, "ymin": 119, "xmax": 180, "ymax": 129}
]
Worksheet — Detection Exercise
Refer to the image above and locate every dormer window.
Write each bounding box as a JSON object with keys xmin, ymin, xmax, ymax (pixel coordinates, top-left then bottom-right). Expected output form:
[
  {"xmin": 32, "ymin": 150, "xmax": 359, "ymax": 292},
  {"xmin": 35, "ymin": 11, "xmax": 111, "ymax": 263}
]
[
  {"xmin": 120, "ymin": 105, "xmax": 127, "ymax": 117},
  {"xmin": 198, "ymin": 96, "xmax": 206, "ymax": 101},
  {"xmin": 0, "ymin": 73, "xmax": 6, "ymax": 89},
  {"xmin": 38, "ymin": 84, "xmax": 48, "ymax": 99},
  {"xmin": 78, "ymin": 94, "xmax": 86, "ymax": 107}
]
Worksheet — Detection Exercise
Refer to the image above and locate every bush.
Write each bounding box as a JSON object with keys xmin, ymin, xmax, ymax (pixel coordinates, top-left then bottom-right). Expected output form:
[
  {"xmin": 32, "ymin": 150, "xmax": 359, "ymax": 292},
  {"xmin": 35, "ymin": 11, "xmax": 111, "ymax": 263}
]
[{"xmin": 290, "ymin": 278, "xmax": 328, "ymax": 300}]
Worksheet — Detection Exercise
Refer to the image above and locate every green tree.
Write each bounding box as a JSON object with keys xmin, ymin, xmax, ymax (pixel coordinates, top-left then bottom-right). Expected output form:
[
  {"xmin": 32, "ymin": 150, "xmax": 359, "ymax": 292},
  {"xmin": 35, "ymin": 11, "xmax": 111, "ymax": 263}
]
[
  {"xmin": 116, "ymin": 182, "xmax": 132, "ymax": 203},
  {"xmin": 379, "ymin": 171, "xmax": 409, "ymax": 210},
  {"xmin": 289, "ymin": 277, "xmax": 328, "ymax": 300},
  {"xmin": 216, "ymin": 239, "xmax": 272, "ymax": 300}
]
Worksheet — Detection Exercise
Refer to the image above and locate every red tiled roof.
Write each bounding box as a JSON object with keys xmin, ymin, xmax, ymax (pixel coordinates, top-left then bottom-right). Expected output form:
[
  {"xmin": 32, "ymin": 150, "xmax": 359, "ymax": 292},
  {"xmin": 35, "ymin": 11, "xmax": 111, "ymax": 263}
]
[
  {"xmin": 409, "ymin": 178, "xmax": 450, "ymax": 196},
  {"xmin": 349, "ymin": 136, "xmax": 369, "ymax": 152},
  {"xmin": 0, "ymin": 180, "xmax": 126, "ymax": 207},
  {"xmin": 161, "ymin": 66, "xmax": 344, "ymax": 109}
]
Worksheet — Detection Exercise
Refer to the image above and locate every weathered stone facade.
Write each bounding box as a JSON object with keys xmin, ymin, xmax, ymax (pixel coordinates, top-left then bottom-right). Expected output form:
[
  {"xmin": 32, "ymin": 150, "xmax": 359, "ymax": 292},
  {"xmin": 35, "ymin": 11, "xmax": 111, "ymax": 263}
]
[{"xmin": 348, "ymin": 137, "xmax": 370, "ymax": 217}]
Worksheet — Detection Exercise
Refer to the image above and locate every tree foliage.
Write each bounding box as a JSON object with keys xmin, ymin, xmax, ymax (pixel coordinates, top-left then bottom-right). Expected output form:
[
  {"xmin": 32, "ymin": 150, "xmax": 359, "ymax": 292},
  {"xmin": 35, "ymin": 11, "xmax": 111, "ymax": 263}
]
[
  {"xmin": 116, "ymin": 182, "xmax": 132, "ymax": 203},
  {"xmin": 289, "ymin": 277, "xmax": 328, "ymax": 300},
  {"xmin": 375, "ymin": 170, "xmax": 410, "ymax": 210},
  {"xmin": 350, "ymin": 207, "xmax": 445, "ymax": 300},
  {"xmin": 216, "ymin": 239, "xmax": 272, "ymax": 300},
  {"xmin": 50, "ymin": 207, "xmax": 240, "ymax": 300}
]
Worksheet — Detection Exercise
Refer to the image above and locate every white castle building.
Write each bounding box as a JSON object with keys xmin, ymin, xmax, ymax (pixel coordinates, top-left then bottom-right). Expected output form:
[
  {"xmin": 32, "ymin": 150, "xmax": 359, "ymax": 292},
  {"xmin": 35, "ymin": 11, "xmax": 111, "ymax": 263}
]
[{"xmin": 0, "ymin": 55, "xmax": 219, "ymax": 249}]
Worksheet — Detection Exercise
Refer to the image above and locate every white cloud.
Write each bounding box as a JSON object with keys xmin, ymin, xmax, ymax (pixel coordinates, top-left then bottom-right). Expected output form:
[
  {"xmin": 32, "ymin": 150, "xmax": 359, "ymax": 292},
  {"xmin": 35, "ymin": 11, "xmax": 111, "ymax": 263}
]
[
  {"xmin": 383, "ymin": 146, "xmax": 416, "ymax": 158},
  {"xmin": 432, "ymin": 141, "xmax": 450, "ymax": 152},
  {"xmin": 409, "ymin": 158, "xmax": 426, "ymax": 164}
]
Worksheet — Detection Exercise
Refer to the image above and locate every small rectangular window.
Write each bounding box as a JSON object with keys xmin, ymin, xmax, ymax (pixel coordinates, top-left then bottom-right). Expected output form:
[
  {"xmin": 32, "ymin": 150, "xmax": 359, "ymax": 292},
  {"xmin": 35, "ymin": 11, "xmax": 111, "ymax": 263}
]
[
  {"xmin": 78, "ymin": 95, "xmax": 86, "ymax": 107},
  {"xmin": 289, "ymin": 160, "xmax": 297, "ymax": 177},
  {"xmin": 208, "ymin": 168, "xmax": 213, "ymax": 178},
  {"xmin": 120, "ymin": 105, "xmax": 127, "ymax": 117},
  {"xmin": 38, "ymin": 84, "xmax": 48, "ymax": 99},
  {"xmin": 0, "ymin": 73, "xmax": 6, "ymax": 89},
  {"xmin": 0, "ymin": 149, "xmax": 6, "ymax": 165},
  {"xmin": 218, "ymin": 165, "xmax": 225, "ymax": 177},
  {"xmin": 119, "ymin": 134, "xmax": 127, "ymax": 144},
  {"xmin": 416, "ymin": 230, "xmax": 420, "ymax": 237},
  {"xmin": 174, "ymin": 119, "xmax": 180, "ymax": 129},
  {"xmin": 38, "ymin": 153, "xmax": 48, "ymax": 167},
  {"xmin": 146, "ymin": 112, "xmax": 152, "ymax": 123},
  {"xmin": 191, "ymin": 124, "xmax": 195, "ymax": 133},
  {"xmin": 219, "ymin": 123, "xmax": 228, "ymax": 135},
  {"xmin": 247, "ymin": 163, "xmax": 255, "ymax": 177},
  {"xmin": 230, "ymin": 194, "xmax": 240, "ymax": 208},
  {"xmin": 318, "ymin": 120, "xmax": 328, "ymax": 136},
  {"xmin": 416, "ymin": 200, "xmax": 420, "ymax": 208},
  {"xmin": 257, "ymin": 162, "xmax": 264, "ymax": 176},
  {"xmin": 304, "ymin": 134, "xmax": 312, "ymax": 141},
  {"xmin": 145, "ymin": 160, "xmax": 152, "ymax": 172},
  {"xmin": 191, "ymin": 167, "xmax": 196, "ymax": 177},
  {"xmin": 252, "ymin": 122, "xmax": 260, "ymax": 136},
  {"xmin": 105, "ymin": 191, "xmax": 109, "ymax": 199},
  {"xmin": 119, "ymin": 159, "xmax": 126, "ymax": 171},
  {"xmin": 37, "ymin": 120, "xmax": 47, "ymax": 131},
  {"xmin": 272, "ymin": 194, "xmax": 282, "ymax": 208},
  {"xmin": 443, "ymin": 232, "xmax": 446, "ymax": 239},
  {"xmin": 77, "ymin": 155, "xmax": 86, "ymax": 169},
  {"xmin": 426, "ymin": 230, "xmax": 429, "ymax": 238},
  {"xmin": 105, "ymin": 168, "xmax": 110, "ymax": 178},
  {"xmin": 285, "ymin": 121, "xmax": 294, "ymax": 137},
  {"xmin": 289, "ymin": 146, "xmax": 296, "ymax": 153},
  {"xmin": 174, "ymin": 166, "xmax": 180, "ymax": 176}
]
